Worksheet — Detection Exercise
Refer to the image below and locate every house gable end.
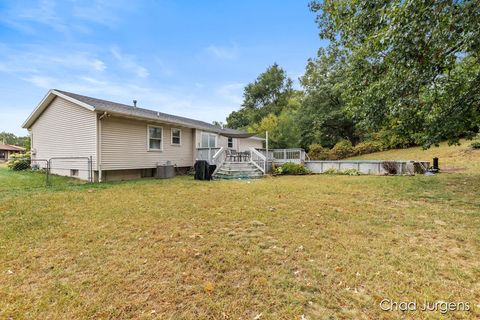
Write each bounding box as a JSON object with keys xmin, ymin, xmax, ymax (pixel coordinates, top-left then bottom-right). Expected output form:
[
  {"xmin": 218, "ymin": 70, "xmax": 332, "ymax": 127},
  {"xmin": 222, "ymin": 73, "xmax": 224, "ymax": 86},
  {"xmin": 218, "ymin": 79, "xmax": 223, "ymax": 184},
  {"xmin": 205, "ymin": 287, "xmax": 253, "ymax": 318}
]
[{"xmin": 22, "ymin": 89, "xmax": 95, "ymax": 129}]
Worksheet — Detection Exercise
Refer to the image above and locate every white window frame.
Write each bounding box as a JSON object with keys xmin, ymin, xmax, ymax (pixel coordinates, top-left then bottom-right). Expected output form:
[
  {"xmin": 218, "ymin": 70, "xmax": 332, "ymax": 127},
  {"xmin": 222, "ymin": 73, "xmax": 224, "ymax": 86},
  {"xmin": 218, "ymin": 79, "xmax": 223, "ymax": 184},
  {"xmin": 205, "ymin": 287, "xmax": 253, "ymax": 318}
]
[
  {"xmin": 200, "ymin": 132, "xmax": 217, "ymax": 148},
  {"xmin": 147, "ymin": 125, "xmax": 163, "ymax": 151},
  {"xmin": 227, "ymin": 137, "xmax": 234, "ymax": 148},
  {"xmin": 171, "ymin": 128, "xmax": 182, "ymax": 146}
]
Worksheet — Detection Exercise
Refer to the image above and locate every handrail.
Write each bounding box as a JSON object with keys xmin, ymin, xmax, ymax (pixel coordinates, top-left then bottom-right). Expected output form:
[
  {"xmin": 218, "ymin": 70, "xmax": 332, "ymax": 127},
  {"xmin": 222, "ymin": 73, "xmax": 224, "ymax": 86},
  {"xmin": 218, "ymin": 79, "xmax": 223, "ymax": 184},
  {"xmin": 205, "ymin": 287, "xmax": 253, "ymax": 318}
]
[
  {"xmin": 250, "ymin": 147, "xmax": 266, "ymax": 174},
  {"xmin": 212, "ymin": 147, "xmax": 225, "ymax": 160},
  {"xmin": 212, "ymin": 147, "xmax": 226, "ymax": 176}
]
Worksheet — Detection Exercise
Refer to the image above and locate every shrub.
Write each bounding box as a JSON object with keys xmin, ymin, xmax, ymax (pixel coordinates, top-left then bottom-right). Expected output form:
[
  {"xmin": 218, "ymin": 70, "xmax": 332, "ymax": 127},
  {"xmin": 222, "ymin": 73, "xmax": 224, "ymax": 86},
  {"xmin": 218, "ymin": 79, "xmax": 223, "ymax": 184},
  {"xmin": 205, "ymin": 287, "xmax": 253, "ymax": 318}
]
[
  {"xmin": 341, "ymin": 168, "xmax": 361, "ymax": 176},
  {"xmin": 275, "ymin": 162, "xmax": 310, "ymax": 175},
  {"xmin": 322, "ymin": 168, "xmax": 361, "ymax": 175},
  {"xmin": 471, "ymin": 142, "xmax": 480, "ymax": 149},
  {"xmin": 382, "ymin": 161, "xmax": 398, "ymax": 175},
  {"xmin": 353, "ymin": 141, "xmax": 384, "ymax": 156},
  {"xmin": 329, "ymin": 140, "xmax": 354, "ymax": 160},
  {"xmin": 7, "ymin": 152, "xmax": 31, "ymax": 171},
  {"xmin": 323, "ymin": 168, "xmax": 338, "ymax": 174},
  {"xmin": 307, "ymin": 144, "xmax": 329, "ymax": 160}
]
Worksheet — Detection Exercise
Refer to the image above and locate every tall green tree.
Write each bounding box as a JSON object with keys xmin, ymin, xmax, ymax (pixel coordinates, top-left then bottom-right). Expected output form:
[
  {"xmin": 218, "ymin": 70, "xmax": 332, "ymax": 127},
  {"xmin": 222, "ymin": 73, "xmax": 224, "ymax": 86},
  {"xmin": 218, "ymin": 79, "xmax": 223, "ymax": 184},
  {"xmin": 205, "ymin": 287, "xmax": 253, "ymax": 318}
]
[
  {"xmin": 0, "ymin": 131, "xmax": 30, "ymax": 150},
  {"xmin": 226, "ymin": 63, "xmax": 293, "ymax": 129},
  {"xmin": 298, "ymin": 47, "xmax": 357, "ymax": 148},
  {"xmin": 310, "ymin": 0, "xmax": 480, "ymax": 147}
]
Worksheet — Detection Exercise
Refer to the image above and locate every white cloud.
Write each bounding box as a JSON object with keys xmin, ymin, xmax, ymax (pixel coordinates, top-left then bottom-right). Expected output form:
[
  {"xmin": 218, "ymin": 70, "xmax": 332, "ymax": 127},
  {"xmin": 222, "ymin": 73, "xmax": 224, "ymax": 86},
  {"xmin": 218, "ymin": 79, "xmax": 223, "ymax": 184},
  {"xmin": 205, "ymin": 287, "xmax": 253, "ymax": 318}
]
[
  {"xmin": 111, "ymin": 47, "xmax": 149, "ymax": 78},
  {"xmin": 205, "ymin": 43, "xmax": 240, "ymax": 60},
  {"xmin": 0, "ymin": 0, "xmax": 139, "ymax": 35},
  {"xmin": 92, "ymin": 59, "xmax": 107, "ymax": 72},
  {"xmin": 0, "ymin": 0, "xmax": 68, "ymax": 34},
  {"xmin": 23, "ymin": 75, "xmax": 56, "ymax": 88},
  {"xmin": 0, "ymin": 46, "xmax": 107, "ymax": 75},
  {"xmin": 215, "ymin": 83, "xmax": 244, "ymax": 105}
]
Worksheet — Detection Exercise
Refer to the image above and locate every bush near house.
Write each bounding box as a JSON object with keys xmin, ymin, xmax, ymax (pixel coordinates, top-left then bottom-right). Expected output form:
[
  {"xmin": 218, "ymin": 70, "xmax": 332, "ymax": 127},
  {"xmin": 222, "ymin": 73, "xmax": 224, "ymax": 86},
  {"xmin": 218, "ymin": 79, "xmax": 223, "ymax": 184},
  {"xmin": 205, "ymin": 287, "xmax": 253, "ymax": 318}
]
[
  {"xmin": 7, "ymin": 152, "xmax": 30, "ymax": 171},
  {"xmin": 274, "ymin": 162, "xmax": 310, "ymax": 175}
]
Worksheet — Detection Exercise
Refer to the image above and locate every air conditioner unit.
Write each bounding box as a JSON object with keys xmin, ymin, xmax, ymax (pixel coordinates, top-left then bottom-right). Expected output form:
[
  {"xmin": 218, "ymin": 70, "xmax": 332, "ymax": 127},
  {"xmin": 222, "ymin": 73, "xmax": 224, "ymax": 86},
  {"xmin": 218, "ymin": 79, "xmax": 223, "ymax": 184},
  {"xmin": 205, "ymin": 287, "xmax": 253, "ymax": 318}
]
[{"xmin": 156, "ymin": 164, "xmax": 175, "ymax": 179}]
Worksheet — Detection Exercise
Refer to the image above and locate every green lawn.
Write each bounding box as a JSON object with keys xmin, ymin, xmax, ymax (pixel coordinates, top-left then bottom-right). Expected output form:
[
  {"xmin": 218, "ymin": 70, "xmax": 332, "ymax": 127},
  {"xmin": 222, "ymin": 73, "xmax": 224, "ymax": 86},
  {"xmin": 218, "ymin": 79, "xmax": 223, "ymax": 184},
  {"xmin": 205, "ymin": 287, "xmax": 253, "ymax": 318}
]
[
  {"xmin": 0, "ymin": 163, "xmax": 85, "ymax": 196},
  {"xmin": 1, "ymin": 145, "xmax": 479, "ymax": 319}
]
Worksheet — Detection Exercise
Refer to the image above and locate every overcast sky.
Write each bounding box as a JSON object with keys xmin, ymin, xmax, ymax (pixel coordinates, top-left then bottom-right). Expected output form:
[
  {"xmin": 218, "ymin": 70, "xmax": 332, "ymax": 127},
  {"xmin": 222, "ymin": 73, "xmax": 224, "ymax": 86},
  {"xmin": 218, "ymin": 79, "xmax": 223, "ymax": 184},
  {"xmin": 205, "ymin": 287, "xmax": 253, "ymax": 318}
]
[{"xmin": 0, "ymin": 0, "xmax": 325, "ymax": 135}]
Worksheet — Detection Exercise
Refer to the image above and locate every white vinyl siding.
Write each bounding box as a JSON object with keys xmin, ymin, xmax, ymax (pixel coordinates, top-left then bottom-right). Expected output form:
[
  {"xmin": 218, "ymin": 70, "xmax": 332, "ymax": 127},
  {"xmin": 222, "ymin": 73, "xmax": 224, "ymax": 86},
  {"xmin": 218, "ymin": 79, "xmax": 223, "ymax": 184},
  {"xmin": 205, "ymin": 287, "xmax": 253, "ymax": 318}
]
[
  {"xmin": 30, "ymin": 96, "xmax": 97, "ymax": 180},
  {"xmin": 237, "ymin": 137, "xmax": 263, "ymax": 151},
  {"xmin": 101, "ymin": 116, "xmax": 193, "ymax": 170}
]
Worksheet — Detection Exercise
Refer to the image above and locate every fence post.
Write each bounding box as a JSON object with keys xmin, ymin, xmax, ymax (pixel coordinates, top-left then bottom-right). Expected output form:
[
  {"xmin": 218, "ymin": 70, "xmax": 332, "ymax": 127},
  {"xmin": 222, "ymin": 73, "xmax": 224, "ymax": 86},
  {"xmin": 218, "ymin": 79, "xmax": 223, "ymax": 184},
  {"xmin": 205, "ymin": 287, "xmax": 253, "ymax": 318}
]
[{"xmin": 46, "ymin": 159, "xmax": 50, "ymax": 186}]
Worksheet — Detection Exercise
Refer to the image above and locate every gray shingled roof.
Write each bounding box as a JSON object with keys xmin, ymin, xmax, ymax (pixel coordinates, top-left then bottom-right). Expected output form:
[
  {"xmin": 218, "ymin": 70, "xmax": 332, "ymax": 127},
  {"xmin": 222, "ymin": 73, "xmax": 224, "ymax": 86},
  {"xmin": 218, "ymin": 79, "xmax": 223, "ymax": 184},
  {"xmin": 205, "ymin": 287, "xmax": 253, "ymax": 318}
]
[{"xmin": 55, "ymin": 89, "xmax": 254, "ymax": 137}]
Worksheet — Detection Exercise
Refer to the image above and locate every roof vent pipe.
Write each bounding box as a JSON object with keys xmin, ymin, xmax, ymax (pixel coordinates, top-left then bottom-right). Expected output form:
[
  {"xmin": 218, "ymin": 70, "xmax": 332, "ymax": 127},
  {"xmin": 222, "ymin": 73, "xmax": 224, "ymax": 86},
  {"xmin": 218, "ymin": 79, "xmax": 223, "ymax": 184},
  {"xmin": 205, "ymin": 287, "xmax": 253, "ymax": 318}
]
[{"xmin": 133, "ymin": 100, "xmax": 137, "ymax": 108}]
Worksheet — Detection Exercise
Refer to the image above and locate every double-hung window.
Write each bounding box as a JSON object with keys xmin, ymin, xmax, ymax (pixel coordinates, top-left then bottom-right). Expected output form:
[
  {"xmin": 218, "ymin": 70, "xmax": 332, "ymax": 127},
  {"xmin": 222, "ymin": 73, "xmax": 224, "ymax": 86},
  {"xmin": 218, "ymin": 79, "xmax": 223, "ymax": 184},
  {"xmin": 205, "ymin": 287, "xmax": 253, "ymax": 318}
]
[
  {"xmin": 148, "ymin": 125, "xmax": 163, "ymax": 151},
  {"xmin": 200, "ymin": 133, "xmax": 217, "ymax": 148},
  {"xmin": 227, "ymin": 137, "xmax": 233, "ymax": 148},
  {"xmin": 171, "ymin": 128, "xmax": 181, "ymax": 145}
]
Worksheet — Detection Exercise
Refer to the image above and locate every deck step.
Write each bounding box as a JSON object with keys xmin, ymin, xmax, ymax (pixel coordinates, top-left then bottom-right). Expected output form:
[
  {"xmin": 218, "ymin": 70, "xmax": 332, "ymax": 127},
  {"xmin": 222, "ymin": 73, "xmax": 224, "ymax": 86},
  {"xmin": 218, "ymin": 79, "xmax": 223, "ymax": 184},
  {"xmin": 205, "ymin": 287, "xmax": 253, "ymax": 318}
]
[{"xmin": 213, "ymin": 161, "xmax": 264, "ymax": 179}]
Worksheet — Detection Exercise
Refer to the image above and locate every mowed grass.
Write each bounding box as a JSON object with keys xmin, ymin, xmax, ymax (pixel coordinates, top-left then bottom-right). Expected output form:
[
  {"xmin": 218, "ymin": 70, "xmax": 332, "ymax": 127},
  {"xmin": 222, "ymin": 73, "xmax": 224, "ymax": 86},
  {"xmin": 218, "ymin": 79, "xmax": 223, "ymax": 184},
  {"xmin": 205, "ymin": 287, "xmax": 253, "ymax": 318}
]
[
  {"xmin": 350, "ymin": 139, "xmax": 480, "ymax": 174},
  {"xmin": 0, "ymin": 162, "xmax": 84, "ymax": 196},
  {"xmin": 1, "ymin": 145, "xmax": 480, "ymax": 319}
]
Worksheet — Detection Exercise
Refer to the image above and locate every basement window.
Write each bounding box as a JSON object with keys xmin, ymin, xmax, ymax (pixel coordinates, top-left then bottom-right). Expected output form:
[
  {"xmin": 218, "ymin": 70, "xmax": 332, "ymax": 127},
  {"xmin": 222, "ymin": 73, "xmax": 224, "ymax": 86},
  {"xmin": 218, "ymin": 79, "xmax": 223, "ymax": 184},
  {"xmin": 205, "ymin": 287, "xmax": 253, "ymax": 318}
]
[{"xmin": 70, "ymin": 169, "xmax": 79, "ymax": 177}]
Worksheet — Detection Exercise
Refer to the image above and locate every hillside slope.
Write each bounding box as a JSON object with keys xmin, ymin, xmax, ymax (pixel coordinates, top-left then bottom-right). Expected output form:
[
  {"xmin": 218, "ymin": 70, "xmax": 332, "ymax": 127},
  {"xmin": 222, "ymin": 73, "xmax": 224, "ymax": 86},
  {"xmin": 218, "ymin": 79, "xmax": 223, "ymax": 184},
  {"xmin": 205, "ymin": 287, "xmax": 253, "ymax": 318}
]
[{"xmin": 349, "ymin": 140, "xmax": 480, "ymax": 174}]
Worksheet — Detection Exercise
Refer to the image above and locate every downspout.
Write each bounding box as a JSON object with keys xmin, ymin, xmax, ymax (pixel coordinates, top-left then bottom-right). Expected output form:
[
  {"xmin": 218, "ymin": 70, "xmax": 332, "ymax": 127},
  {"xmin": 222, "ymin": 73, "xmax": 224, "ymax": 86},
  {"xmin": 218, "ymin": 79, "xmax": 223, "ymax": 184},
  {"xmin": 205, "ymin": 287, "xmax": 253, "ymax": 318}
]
[{"xmin": 98, "ymin": 111, "xmax": 108, "ymax": 182}]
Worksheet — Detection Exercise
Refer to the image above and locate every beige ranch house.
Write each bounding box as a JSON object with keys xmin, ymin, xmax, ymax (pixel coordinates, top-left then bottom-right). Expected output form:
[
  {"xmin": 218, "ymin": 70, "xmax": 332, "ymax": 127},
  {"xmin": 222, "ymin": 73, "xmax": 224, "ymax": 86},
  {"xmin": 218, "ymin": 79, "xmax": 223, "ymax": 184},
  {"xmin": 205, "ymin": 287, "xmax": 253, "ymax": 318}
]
[{"xmin": 22, "ymin": 89, "xmax": 264, "ymax": 181}]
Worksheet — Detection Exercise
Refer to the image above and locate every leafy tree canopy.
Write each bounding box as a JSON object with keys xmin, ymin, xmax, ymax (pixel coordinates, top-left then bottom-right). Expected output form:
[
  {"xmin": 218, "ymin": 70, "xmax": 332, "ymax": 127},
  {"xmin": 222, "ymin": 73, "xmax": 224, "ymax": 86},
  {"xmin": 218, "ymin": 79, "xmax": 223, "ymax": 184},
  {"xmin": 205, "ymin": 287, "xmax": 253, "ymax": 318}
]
[
  {"xmin": 226, "ymin": 63, "xmax": 293, "ymax": 129},
  {"xmin": 298, "ymin": 47, "xmax": 357, "ymax": 148},
  {"xmin": 310, "ymin": 0, "xmax": 480, "ymax": 147},
  {"xmin": 0, "ymin": 132, "xmax": 30, "ymax": 150}
]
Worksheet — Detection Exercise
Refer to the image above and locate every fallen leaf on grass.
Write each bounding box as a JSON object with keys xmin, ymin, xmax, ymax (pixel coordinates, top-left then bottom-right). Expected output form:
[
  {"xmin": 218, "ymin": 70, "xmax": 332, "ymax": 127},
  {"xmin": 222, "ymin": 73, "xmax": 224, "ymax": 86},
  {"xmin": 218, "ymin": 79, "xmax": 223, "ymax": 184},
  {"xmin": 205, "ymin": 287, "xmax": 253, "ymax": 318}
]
[{"xmin": 204, "ymin": 281, "xmax": 215, "ymax": 293}]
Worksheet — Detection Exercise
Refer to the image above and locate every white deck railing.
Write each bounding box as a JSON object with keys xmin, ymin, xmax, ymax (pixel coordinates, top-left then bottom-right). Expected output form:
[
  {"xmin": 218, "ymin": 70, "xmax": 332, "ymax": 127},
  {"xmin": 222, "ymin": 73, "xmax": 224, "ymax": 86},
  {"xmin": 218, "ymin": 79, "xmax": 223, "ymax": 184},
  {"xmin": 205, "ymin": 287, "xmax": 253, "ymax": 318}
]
[
  {"xmin": 250, "ymin": 147, "xmax": 266, "ymax": 174},
  {"xmin": 211, "ymin": 147, "xmax": 226, "ymax": 175},
  {"xmin": 257, "ymin": 148, "xmax": 308, "ymax": 164},
  {"xmin": 196, "ymin": 147, "xmax": 221, "ymax": 163}
]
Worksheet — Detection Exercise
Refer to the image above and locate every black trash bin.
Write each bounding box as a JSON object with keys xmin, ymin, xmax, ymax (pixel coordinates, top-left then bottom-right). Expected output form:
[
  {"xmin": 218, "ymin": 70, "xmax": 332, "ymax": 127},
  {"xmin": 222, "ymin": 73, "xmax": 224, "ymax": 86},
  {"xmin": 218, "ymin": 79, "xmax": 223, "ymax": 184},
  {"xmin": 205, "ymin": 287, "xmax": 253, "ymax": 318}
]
[{"xmin": 194, "ymin": 160, "xmax": 216, "ymax": 180}]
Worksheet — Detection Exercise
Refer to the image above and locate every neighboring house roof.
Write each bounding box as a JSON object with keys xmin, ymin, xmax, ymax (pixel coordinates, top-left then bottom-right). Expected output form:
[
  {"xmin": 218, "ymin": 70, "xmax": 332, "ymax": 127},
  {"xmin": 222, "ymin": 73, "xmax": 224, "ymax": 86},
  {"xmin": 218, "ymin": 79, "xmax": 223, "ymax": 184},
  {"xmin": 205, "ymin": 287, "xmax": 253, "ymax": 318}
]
[
  {"xmin": 0, "ymin": 143, "xmax": 25, "ymax": 152},
  {"xmin": 22, "ymin": 89, "xmax": 264, "ymax": 140}
]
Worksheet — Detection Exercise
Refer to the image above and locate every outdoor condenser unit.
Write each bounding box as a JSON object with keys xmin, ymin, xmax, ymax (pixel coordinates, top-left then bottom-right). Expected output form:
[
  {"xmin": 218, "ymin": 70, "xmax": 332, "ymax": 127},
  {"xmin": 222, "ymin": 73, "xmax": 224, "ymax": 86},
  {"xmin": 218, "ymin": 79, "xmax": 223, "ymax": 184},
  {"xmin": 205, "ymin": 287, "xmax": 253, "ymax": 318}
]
[{"xmin": 156, "ymin": 163, "xmax": 175, "ymax": 179}]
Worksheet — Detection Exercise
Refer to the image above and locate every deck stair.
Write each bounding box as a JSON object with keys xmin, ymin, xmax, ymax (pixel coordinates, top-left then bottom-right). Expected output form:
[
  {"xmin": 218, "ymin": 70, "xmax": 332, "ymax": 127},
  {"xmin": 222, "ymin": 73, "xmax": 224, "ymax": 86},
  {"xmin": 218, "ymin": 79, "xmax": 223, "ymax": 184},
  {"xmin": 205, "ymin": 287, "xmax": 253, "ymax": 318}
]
[{"xmin": 213, "ymin": 161, "xmax": 264, "ymax": 179}]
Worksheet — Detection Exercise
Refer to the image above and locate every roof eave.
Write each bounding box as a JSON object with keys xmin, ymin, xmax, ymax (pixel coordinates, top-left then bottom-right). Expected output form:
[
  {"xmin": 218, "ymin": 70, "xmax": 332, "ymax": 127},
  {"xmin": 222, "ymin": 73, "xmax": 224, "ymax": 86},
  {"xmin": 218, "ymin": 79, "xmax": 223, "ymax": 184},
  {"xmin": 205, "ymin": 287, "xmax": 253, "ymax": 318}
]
[{"xmin": 93, "ymin": 108, "xmax": 225, "ymax": 134}]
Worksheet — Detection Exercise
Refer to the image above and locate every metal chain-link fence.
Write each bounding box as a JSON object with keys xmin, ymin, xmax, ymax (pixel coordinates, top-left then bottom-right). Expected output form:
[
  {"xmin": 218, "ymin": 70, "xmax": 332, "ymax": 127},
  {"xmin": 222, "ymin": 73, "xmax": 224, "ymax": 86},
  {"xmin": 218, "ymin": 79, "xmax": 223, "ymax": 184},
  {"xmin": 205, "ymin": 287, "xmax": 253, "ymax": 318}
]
[{"xmin": 3, "ymin": 156, "xmax": 93, "ymax": 188}]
